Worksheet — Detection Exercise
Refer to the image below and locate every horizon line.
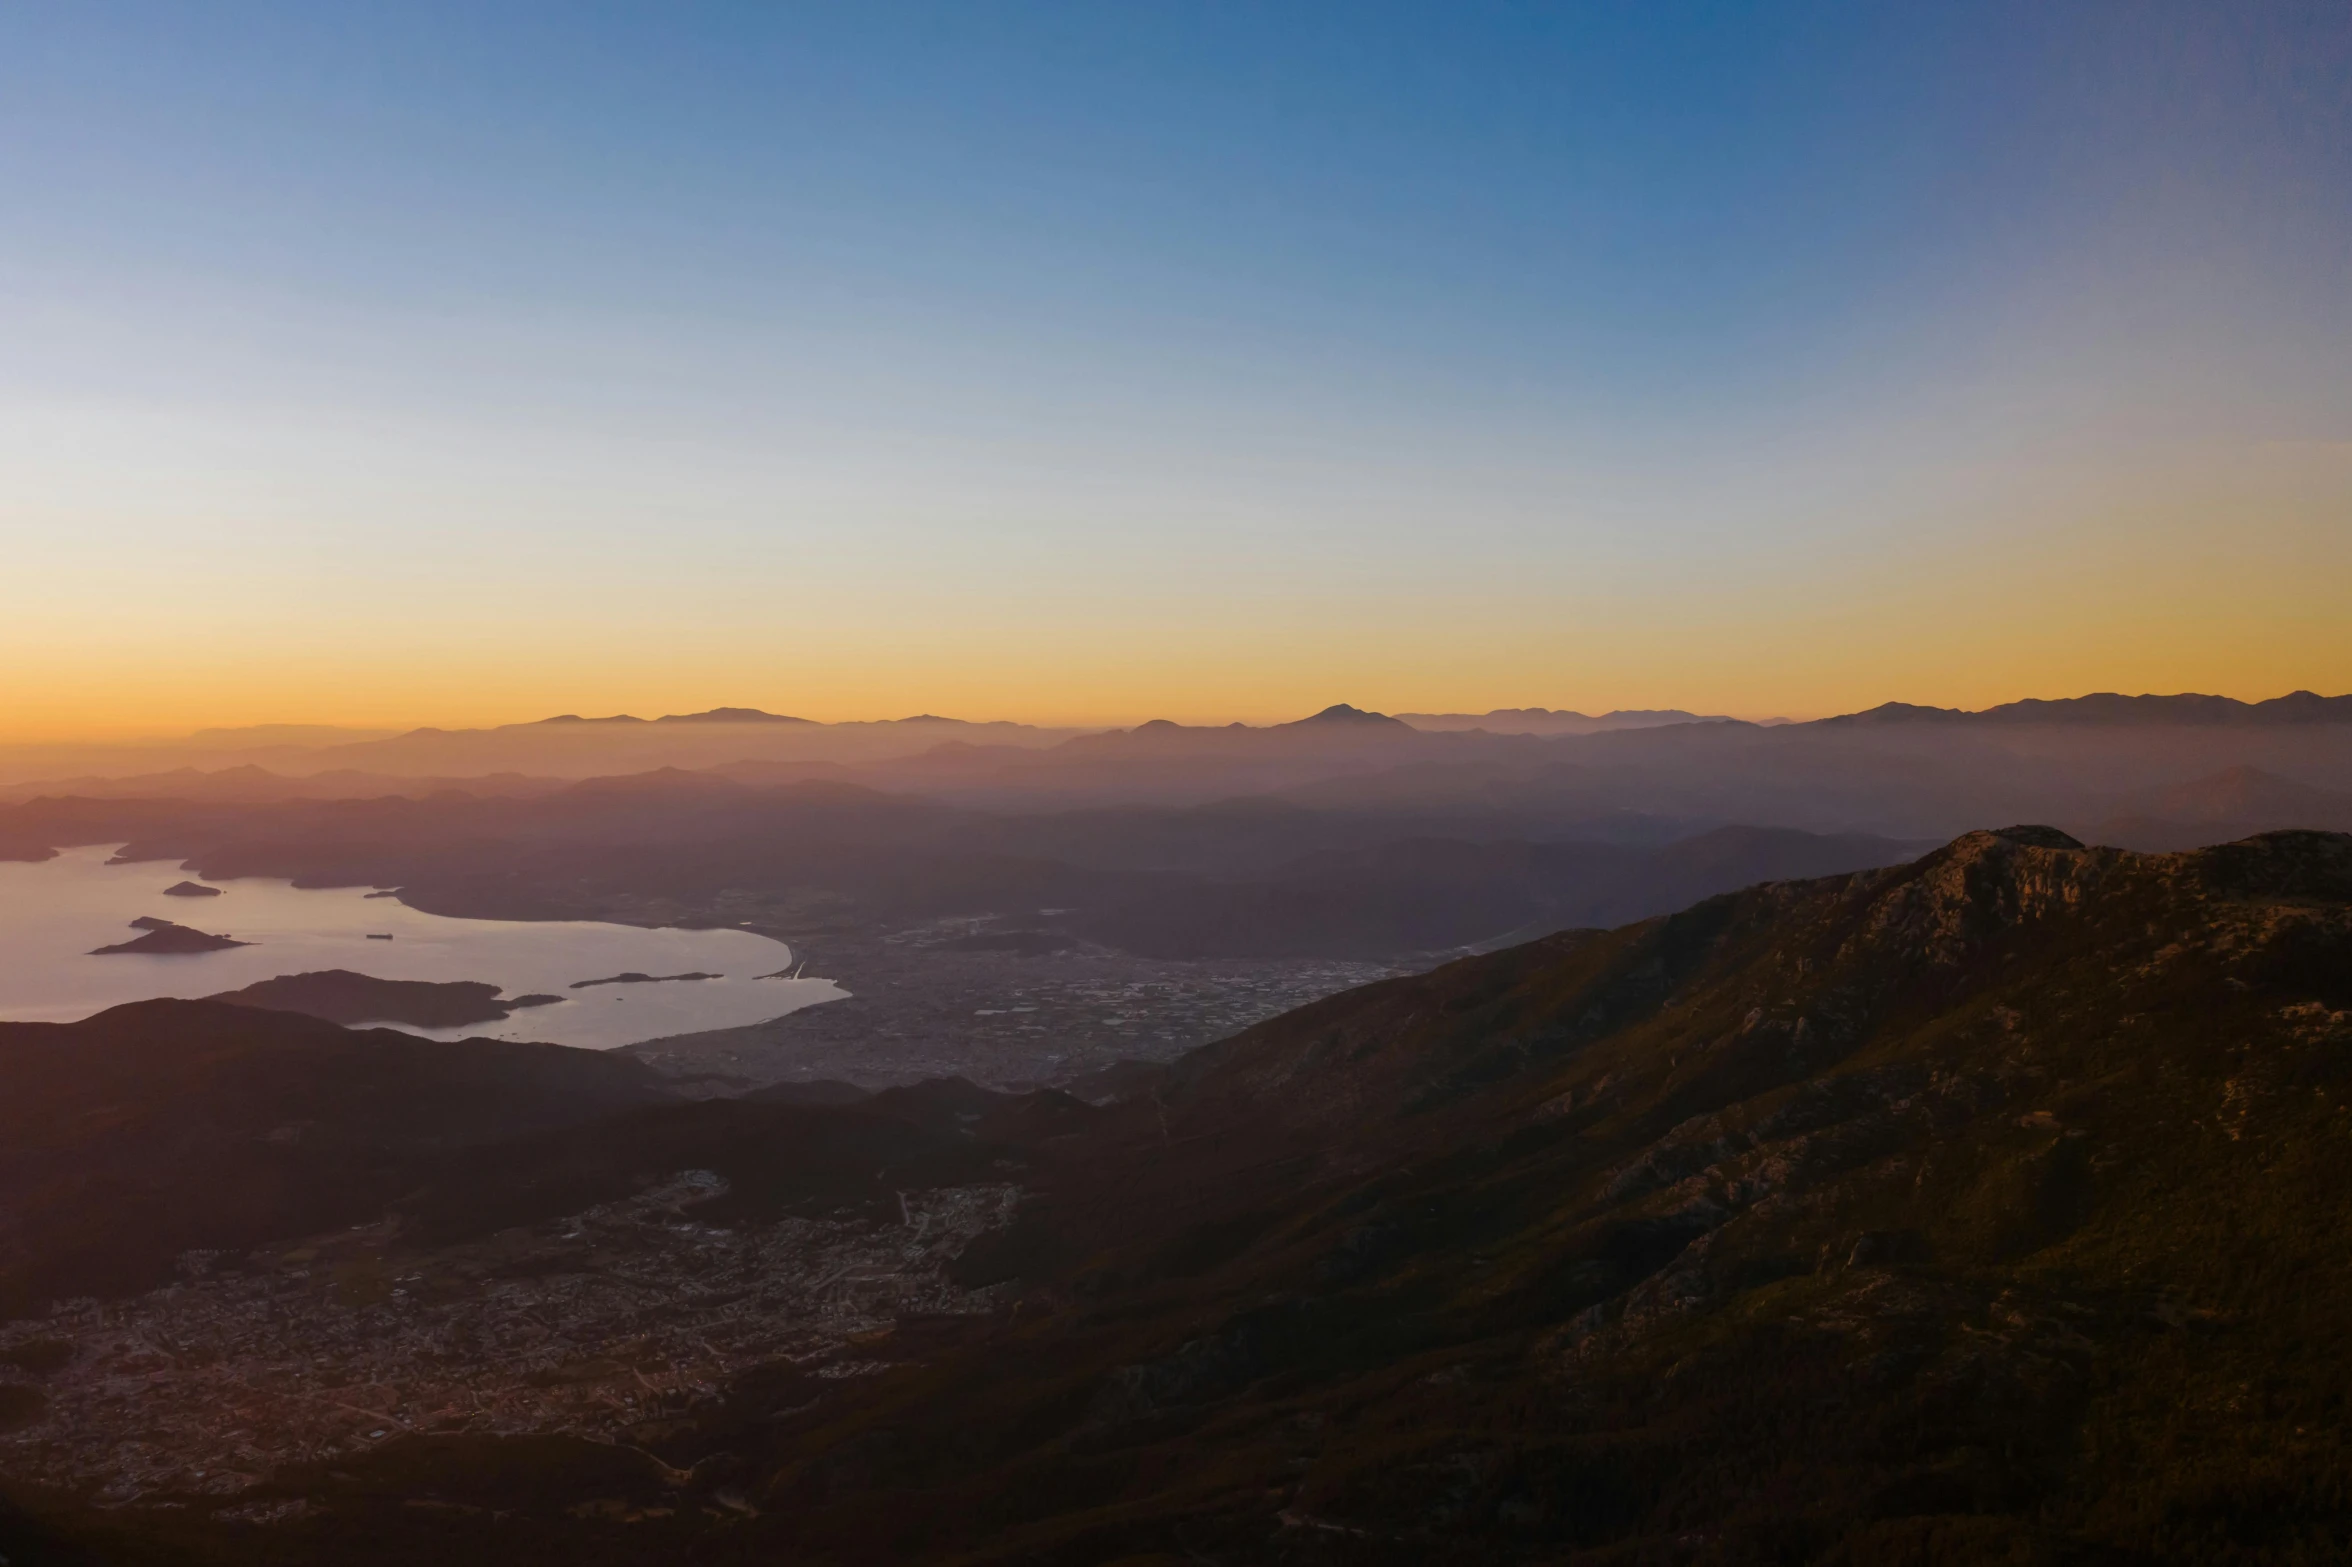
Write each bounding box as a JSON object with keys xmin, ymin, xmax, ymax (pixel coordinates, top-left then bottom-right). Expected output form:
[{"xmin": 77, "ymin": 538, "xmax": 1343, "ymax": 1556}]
[{"xmin": 8, "ymin": 687, "xmax": 2352, "ymax": 749}]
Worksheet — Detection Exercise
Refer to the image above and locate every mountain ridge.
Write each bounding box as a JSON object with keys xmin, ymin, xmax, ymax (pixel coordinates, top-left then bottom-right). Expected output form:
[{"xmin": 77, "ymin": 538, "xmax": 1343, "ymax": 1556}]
[{"xmin": 1818, "ymin": 689, "xmax": 2352, "ymax": 727}]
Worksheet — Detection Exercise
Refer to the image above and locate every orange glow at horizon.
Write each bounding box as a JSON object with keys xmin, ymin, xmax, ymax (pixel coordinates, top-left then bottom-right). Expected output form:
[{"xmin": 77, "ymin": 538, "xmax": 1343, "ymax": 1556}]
[
  {"xmin": 9, "ymin": 592, "xmax": 2347, "ymax": 745},
  {"xmin": 8, "ymin": 432, "xmax": 2348, "ymax": 746},
  {"xmin": 4, "ymin": 4, "xmax": 2348, "ymax": 753}
]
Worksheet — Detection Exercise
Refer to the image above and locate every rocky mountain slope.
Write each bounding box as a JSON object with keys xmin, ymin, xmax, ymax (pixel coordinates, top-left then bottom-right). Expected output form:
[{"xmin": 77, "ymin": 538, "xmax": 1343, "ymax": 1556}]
[{"xmin": 6, "ymin": 827, "xmax": 2352, "ymax": 1564}]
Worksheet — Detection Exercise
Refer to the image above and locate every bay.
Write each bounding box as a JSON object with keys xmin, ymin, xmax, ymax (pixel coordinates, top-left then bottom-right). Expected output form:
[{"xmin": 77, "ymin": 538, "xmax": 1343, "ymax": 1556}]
[{"xmin": 0, "ymin": 845, "xmax": 845, "ymax": 1049}]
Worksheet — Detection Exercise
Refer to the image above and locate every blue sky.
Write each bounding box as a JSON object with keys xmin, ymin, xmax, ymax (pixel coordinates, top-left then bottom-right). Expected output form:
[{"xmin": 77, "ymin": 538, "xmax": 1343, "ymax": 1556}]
[{"xmin": 2, "ymin": 2, "xmax": 2347, "ymax": 732}]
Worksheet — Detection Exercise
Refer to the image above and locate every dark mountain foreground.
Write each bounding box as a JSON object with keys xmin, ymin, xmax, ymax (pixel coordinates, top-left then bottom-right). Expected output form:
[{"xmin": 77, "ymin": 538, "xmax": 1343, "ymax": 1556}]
[
  {"xmin": 0, "ymin": 1002, "xmax": 671, "ymax": 1309},
  {"xmin": 5, "ymin": 828, "xmax": 2352, "ymax": 1563}
]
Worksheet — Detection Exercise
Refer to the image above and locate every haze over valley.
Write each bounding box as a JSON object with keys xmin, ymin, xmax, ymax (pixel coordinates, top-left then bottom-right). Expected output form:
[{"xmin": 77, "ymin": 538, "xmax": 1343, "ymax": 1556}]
[
  {"xmin": 1, "ymin": 686, "xmax": 2347, "ymax": 1096},
  {"xmin": 4, "ymin": 693, "xmax": 2346, "ymax": 1085}
]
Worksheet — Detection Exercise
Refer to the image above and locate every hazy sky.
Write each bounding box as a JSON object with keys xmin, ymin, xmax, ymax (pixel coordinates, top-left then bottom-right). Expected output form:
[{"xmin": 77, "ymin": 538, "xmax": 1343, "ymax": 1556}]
[{"xmin": 3, "ymin": 2, "xmax": 2348, "ymax": 737}]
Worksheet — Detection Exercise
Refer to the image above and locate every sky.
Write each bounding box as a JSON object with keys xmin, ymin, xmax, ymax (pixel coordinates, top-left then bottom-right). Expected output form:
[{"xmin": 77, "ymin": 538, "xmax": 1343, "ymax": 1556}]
[{"xmin": 2, "ymin": 1, "xmax": 2348, "ymax": 738}]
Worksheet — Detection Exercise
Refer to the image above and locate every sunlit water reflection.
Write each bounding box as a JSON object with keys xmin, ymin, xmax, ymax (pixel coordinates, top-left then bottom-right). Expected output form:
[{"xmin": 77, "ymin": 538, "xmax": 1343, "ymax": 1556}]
[{"xmin": 0, "ymin": 845, "xmax": 845, "ymax": 1049}]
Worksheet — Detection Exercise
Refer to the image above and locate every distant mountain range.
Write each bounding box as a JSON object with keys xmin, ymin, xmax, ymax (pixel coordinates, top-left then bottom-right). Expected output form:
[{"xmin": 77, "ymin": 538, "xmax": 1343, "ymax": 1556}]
[
  {"xmin": 1396, "ymin": 706, "xmax": 1747, "ymax": 734},
  {"xmin": 6, "ymin": 693, "xmax": 2350, "ymax": 797},
  {"xmin": 0, "ymin": 710, "xmax": 1096, "ymax": 790},
  {"xmin": 5, "ymin": 693, "xmax": 2352, "ymax": 864},
  {"xmin": 530, "ymin": 707, "xmax": 815, "ymax": 725},
  {"xmin": 1822, "ymin": 689, "xmax": 2352, "ymax": 726},
  {"xmin": 0, "ymin": 765, "xmax": 570, "ymax": 805},
  {"xmin": 1412, "ymin": 689, "xmax": 2352, "ymax": 732}
]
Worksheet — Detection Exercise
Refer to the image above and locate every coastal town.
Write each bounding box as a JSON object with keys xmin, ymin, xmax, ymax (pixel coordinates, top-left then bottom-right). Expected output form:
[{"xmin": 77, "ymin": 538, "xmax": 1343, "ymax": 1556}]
[
  {"xmin": 626, "ymin": 912, "xmax": 1402, "ymax": 1093},
  {"xmin": 0, "ymin": 1174, "xmax": 1022, "ymax": 1508}
]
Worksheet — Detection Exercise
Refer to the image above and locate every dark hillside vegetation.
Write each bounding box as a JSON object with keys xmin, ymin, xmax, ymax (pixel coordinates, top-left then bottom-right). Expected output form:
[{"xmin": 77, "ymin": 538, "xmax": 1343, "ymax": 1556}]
[
  {"xmin": 8, "ymin": 829, "xmax": 2352, "ymax": 1564},
  {"xmin": 0, "ymin": 1002, "xmax": 671, "ymax": 1310}
]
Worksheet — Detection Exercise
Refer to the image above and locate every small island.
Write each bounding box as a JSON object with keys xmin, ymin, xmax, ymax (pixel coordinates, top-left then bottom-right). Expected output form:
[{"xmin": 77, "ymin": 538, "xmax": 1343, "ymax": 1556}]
[
  {"xmin": 161, "ymin": 881, "xmax": 223, "ymax": 898},
  {"xmin": 569, "ymin": 971, "xmax": 723, "ymax": 989},
  {"xmin": 90, "ymin": 920, "xmax": 251, "ymax": 956},
  {"xmin": 205, "ymin": 970, "xmax": 572, "ymax": 1028}
]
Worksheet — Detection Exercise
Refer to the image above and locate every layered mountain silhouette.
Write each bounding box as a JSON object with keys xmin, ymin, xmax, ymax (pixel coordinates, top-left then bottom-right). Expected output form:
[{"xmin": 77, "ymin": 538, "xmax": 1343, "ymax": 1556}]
[
  {"xmin": 9, "ymin": 695, "xmax": 2352, "ymax": 836},
  {"xmin": 7, "ymin": 693, "xmax": 2351, "ymax": 810},
  {"xmin": 1823, "ymin": 689, "xmax": 2352, "ymax": 726},
  {"xmin": 1286, "ymin": 702, "xmax": 1413, "ymax": 728},
  {"xmin": 1396, "ymin": 705, "xmax": 1737, "ymax": 734}
]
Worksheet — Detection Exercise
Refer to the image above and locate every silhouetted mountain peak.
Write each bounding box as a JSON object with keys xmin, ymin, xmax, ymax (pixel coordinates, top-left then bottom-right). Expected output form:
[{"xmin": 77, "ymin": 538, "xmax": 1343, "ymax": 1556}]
[
  {"xmin": 653, "ymin": 707, "xmax": 813, "ymax": 725},
  {"xmin": 1290, "ymin": 703, "xmax": 1408, "ymax": 727},
  {"xmin": 1817, "ymin": 700, "xmax": 1968, "ymax": 725},
  {"xmin": 1980, "ymin": 823, "xmax": 2086, "ymax": 849}
]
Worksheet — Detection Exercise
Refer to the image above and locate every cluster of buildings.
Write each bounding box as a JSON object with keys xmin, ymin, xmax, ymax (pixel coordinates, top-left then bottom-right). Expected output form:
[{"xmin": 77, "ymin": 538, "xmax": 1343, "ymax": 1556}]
[{"xmin": 0, "ymin": 1173, "xmax": 1021, "ymax": 1507}]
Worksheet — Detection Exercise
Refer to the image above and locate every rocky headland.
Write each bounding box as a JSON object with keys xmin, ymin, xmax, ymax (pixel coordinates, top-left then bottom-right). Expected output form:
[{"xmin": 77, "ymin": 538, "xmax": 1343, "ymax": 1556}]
[
  {"xmin": 88, "ymin": 920, "xmax": 249, "ymax": 956},
  {"xmin": 571, "ymin": 971, "xmax": 723, "ymax": 989},
  {"xmin": 205, "ymin": 971, "xmax": 569, "ymax": 1029}
]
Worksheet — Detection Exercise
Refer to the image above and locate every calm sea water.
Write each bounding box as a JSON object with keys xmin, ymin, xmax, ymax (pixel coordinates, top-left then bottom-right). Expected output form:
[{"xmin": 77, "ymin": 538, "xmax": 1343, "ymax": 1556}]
[{"xmin": 0, "ymin": 845, "xmax": 846, "ymax": 1050}]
